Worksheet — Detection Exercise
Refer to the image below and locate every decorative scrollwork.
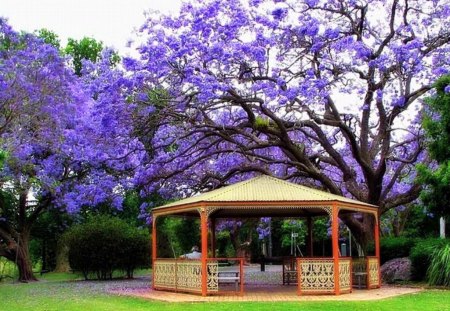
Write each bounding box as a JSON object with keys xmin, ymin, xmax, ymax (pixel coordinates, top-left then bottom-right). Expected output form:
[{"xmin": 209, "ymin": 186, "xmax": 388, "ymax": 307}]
[
  {"xmin": 176, "ymin": 261, "xmax": 202, "ymax": 292},
  {"xmin": 207, "ymin": 261, "xmax": 219, "ymax": 292},
  {"xmin": 368, "ymin": 257, "xmax": 380, "ymax": 288},
  {"xmin": 153, "ymin": 259, "xmax": 202, "ymax": 292},
  {"xmin": 299, "ymin": 259, "xmax": 335, "ymax": 293},
  {"xmin": 339, "ymin": 259, "xmax": 351, "ymax": 291},
  {"xmin": 153, "ymin": 260, "xmax": 177, "ymax": 289}
]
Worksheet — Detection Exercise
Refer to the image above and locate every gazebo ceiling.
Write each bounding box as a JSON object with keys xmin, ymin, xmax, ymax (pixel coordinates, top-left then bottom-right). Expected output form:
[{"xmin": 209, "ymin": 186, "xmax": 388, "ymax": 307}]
[{"xmin": 153, "ymin": 175, "xmax": 377, "ymax": 218}]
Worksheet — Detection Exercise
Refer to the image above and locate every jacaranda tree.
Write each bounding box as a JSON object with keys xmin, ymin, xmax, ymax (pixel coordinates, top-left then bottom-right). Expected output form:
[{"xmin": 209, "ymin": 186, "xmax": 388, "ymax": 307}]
[
  {"xmin": 126, "ymin": 0, "xmax": 450, "ymax": 246},
  {"xmin": 0, "ymin": 19, "xmax": 140, "ymax": 281}
]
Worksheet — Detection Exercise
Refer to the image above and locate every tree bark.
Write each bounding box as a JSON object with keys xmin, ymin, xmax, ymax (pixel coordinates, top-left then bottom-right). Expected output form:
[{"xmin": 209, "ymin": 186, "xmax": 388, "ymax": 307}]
[
  {"xmin": 16, "ymin": 229, "xmax": 37, "ymax": 282},
  {"xmin": 10, "ymin": 229, "xmax": 37, "ymax": 282},
  {"xmin": 340, "ymin": 214, "xmax": 375, "ymax": 253}
]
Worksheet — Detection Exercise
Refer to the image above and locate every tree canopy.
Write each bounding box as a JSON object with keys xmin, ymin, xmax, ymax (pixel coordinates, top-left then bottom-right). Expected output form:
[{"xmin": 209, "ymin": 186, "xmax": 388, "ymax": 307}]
[
  {"xmin": 0, "ymin": 18, "xmax": 140, "ymax": 281},
  {"xmin": 123, "ymin": 0, "xmax": 450, "ymax": 241}
]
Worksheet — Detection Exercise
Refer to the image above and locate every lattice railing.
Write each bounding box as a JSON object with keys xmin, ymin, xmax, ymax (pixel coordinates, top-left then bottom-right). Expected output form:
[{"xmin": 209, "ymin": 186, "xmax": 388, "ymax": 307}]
[
  {"xmin": 153, "ymin": 258, "xmax": 243, "ymax": 295},
  {"xmin": 367, "ymin": 257, "xmax": 380, "ymax": 288},
  {"xmin": 176, "ymin": 261, "xmax": 202, "ymax": 292},
  {"xmin": 153, "ymin": 259, "xmax": 202, "ymax": 293},
  {"xmin": 207, "ymin": 261, "xmax": 219, "ymax": 292},
  {"xmin": 153, "ymin": 259, "xmax": 177, "ymax": 289},
  {"xmin": 298, "ymin": 258, "xmax": 335, "ymax": 294},
  {"xmin": 339, "ymin": 258, "xmax": 352, "ymax": 292}
]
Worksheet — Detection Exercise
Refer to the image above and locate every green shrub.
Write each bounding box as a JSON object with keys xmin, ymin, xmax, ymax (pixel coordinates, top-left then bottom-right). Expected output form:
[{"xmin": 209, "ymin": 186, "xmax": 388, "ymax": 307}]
[
  {"xmin": 379, "ymin": 237, "xmax": 416, "ymax": 264},
  {"xmin": 64, "ymin": 215, "xmax": 150, "ymax": 280},
  {"xmin": 427, "ymin": 243, "xmax": 450, "ymax": 286},
  {"xmin": 0, "ymin": 257, "xmax": 16, "ymax": 282},
  {"xmin": 118, "ymin": 229, "xmax": 151, "ymax": 278},
  {"xmin": 410, "ymin": 238, "xmax": 449, "ymax": 281}
]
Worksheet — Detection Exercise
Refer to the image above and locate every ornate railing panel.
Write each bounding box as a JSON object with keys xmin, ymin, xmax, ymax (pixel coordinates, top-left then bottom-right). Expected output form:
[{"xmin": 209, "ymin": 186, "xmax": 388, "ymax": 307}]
[
  {"xmin": 153, "ymin": 259, "xmax": 177, "ymax": 289},
  {"xmin": 367, "ymin": 257, "xmax": 380, "ymax": 288},
  {"xmin": 176, "ymin": 261, "xmax": 202, "ymax": 292},
  {"xmin": 154, "ymin": 258, "xmax": 243, "ymax": 295},
  {"xmin": 339, "ymin": 258, "xmax": 352, "ymax": 292},
  {"xmin": 298, "ymin": 258, "xmax": 335, "ymax": 294},
  {"xmin": 207, "ymin": 261, "xmax": 219, "ymax": 292}
]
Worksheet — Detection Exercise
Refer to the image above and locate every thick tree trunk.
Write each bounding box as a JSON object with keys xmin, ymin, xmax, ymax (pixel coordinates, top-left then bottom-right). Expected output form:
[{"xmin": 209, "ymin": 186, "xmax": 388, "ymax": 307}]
[
  {"xmin": 340, "ymin": 214, "xmax": 375, "ymax": 254},
  {"xmin": 11, "ymin": 230, "xmax": 37, "ymax": 282}
]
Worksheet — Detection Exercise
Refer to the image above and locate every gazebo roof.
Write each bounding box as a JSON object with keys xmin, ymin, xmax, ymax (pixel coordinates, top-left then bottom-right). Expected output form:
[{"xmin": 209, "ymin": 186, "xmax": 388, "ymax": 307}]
[{"xmin": 153, "ymin": 176, "xmax": 376, "ymax": 217}]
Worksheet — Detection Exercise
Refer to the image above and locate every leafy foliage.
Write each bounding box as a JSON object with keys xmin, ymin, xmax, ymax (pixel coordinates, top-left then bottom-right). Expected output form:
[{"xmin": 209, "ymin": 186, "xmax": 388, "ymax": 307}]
[
  {"xmin": 427, "ymin": 243, "xmax": 450, "ymax": 286},
  {"xmin": 64, "ymin": 37, "xmax": 120, "ymax": 76},
  {"xmin": 35, "ymin": 28, "xmax": 60, "ymax": 49},
  {"xmin": 418, "ymin": 75, "xmax": 450, "ymax": 219},
  {"xmin": 379, "ymin": 237, "xmax": 416, "ymax": 264},
  {"xmin": 409, "ymin": 238, "xmax": 449, "ymax": 281},
  {"xmin": 156, "ymin": 217, "xmax": 200, "ymax": 258},
  {"xmin": 65, "ymin": 215, "xmax": 150, "ymax": 280}
]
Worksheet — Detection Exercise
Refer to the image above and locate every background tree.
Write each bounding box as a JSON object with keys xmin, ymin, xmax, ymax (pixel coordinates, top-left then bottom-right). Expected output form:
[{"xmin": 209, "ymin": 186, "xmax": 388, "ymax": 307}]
[
  {"xmin": 0, "ymin": 19, "xmax": 141, "ymax": 281},
  {"xmin": 417, "ymin": 75, "xmax": 450, "ymax": 224},
  {"xmin": 65, "ymin": 37, "xmax": 120, "ymax": 76},
  {"xmin": 126, "ymin": 0, "xmax": 450, "ymax": 248}
]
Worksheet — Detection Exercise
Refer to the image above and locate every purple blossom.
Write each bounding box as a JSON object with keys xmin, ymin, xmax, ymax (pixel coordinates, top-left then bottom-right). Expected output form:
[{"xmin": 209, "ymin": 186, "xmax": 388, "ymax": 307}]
[{"xmin": 272, "ymin": 8, "xmax": 288, "ymax": 20}]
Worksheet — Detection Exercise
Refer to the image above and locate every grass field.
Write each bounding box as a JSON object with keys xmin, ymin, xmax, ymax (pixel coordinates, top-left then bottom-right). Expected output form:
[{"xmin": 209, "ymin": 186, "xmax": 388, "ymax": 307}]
[{"xmin": 1, "ymin": 273, "xmax": 450, "ymax": 311}]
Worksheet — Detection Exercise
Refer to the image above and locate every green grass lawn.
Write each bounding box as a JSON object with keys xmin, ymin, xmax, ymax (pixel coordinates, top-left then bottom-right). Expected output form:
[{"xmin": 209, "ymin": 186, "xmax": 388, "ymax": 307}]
[{"xmin": 1, "ymin": 274, "xmax": 450, "ymax": 311}]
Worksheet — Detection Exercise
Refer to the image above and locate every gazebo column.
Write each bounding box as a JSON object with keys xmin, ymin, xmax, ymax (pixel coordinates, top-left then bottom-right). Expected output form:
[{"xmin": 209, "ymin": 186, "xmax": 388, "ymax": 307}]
[
  {"xmin": 211, "ymin": 218, "xmax": 216, "ymax": 258},
  {"xmin": 306, "ymin": 216, "xmax": 313, "ymax": 257},
  {"xmin": 151, "ymin": 215, "xmax": 157, "ymax": 290},
  {"xmin": 374, "ymin": 211, "xmax": 381, "ymax": 287},
  {"xmin": 331, "ymin": 204, "xmax": 340, "ymax": 295},
  {"xmin": 200, "ymin": 207, "xmax": 208, "ymax": 296}
]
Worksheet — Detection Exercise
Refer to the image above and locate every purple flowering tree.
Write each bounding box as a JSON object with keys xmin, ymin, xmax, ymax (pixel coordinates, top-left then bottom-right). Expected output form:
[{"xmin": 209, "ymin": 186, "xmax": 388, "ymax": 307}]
[
  {"xmin": 0, "ymin": 20, "xmax": 140, "ymax": 281},
  {"xmin": 128, "ymin": 0, "xmax": 450, "ymax": 246}
]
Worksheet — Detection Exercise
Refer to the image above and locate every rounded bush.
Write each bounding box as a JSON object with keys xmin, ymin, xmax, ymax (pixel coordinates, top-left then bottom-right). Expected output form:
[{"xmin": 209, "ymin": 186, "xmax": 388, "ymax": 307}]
[{"xmin": 64, "ymin": 215, "xmax": 150, "ymax": 280}]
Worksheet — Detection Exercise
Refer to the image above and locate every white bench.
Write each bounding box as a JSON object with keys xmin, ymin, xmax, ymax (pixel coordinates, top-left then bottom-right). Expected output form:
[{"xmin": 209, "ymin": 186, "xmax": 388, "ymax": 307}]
[{"xmin": 218, "ymin": 271, "xmax": 240, "ymax": 291}]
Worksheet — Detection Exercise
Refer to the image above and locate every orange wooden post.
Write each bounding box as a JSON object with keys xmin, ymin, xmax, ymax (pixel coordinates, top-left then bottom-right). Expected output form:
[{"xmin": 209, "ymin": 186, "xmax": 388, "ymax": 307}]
[
  {"xmin": 151, "ymin": 215, "xmax": 157, "ymax": 290},
  {"xmin": 332, "ymin": 203, "xmax": 340, "ymax": 295},
  {"xmin": 201, "ymin": 208, "xmax": 208, "ymax": 296},
  {"xmin": 211, "ymin": 218, "xmax": 216, "ymax": 258},
  {"xmin": 374, "ymin": 211, "xmax": 381, "ymax": 287},
  {"xmin": 307, "ymin": 216, "xmax": 313, "ymax": 257},
  {"xmin": 297, "ymin": 258, "xmax": 302, "ymax": 296},
  {"xmin": 239, "ymin": 258, "xmax": 244, "ymax": 296}
]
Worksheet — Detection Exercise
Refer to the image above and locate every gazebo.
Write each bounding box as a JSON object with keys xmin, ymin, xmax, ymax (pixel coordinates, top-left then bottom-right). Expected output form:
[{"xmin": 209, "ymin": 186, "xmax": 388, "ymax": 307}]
[{"xmin": 151, "ymin": 175, "xmax": 381, "ymax": 296}]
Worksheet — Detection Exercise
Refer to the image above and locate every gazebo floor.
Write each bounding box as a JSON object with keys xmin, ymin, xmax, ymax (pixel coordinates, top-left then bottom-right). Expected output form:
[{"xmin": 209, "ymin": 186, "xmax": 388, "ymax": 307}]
[{"xmin": 113, "ymin": 285, "xmax": 422, "ymax": 302}]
